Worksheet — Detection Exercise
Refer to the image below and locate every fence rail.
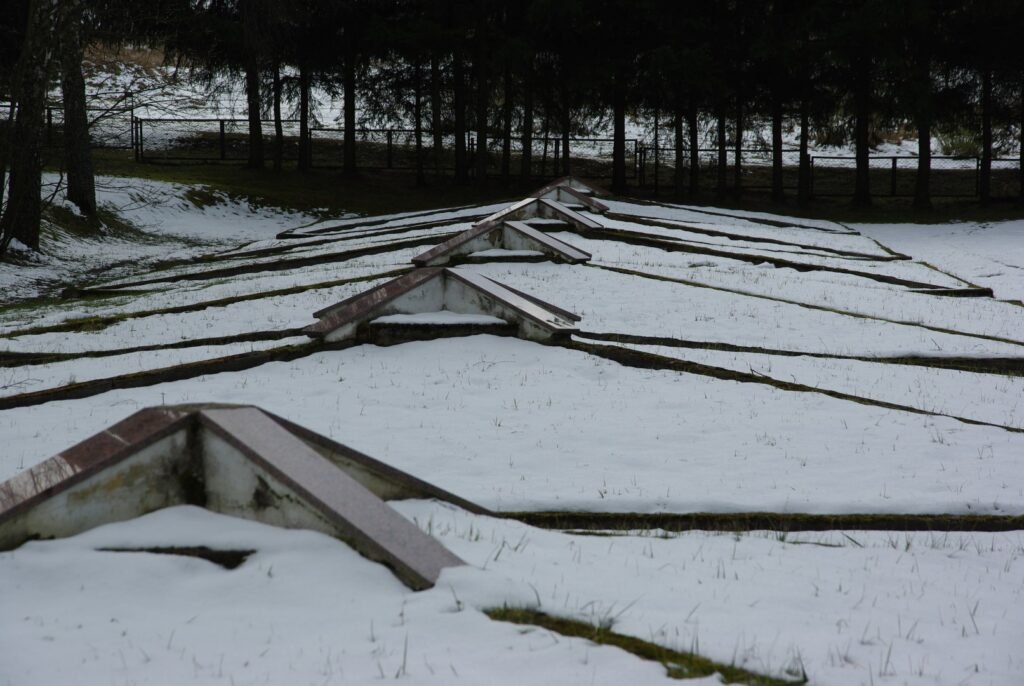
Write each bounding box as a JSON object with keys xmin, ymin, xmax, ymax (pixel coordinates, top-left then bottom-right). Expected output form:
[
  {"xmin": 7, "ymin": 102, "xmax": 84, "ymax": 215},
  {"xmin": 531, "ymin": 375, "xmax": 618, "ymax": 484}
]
[{"xmin": 4, "ymin": 104, "xmax": 1019, "ymax": 200}]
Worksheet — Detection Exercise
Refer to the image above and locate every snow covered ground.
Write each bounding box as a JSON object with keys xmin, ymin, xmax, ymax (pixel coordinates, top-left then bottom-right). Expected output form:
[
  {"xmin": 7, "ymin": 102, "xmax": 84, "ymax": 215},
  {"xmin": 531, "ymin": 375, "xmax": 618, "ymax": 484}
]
[{"xmin": 1, "ymin": 185, "xmax": 1023, "ymax": 685}]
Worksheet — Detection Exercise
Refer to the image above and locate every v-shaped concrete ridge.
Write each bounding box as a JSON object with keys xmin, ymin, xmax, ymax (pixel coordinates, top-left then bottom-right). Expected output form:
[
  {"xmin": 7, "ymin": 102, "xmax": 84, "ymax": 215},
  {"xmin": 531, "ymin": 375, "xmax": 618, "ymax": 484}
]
[
  {"xmin": 473, "ymin": 197, "xmax": 603, "ymax": 231},
  {"xmin": 412, "ymin": 219, "xmax": 592, "ymax": 267},
  {"xmin": 305, "ymin": 267, "xmax": 580, "ymax": 343},
  {"xmin": 0, "ymin": 405, "xmax": 471, "ymax": 590}
]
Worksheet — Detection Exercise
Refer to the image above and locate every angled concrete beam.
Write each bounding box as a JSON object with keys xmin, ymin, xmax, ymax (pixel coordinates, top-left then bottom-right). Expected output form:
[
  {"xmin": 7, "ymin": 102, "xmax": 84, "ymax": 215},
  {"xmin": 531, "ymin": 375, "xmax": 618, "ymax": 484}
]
[
  {"xmin": 0, "ymin": 407, "xmax": 195, "ymax": 550},
  {"xmin": 533, "ymin": 185, "xmax": 609, "ymax": 214},
  {"xmin": 472, "ymin": 198, "xmax": 602, "ymax": 232},
  {"xmin": 532, "ymin": 176, "xmax": 605, "ymax": 199},
  {"xmin": 305, "ymin": 268, "xmax": 580, "ymax": 343},
  {"xmin": 198, "ymin": 407, "xmax": 463, "ymax": 590},
  {"xmin": 0, "ymin": 404, "xmax": 476, "ymax": 590},
  {"xmin": 411, "ymin": 219, "xmax": 591, "ymax": 267}
]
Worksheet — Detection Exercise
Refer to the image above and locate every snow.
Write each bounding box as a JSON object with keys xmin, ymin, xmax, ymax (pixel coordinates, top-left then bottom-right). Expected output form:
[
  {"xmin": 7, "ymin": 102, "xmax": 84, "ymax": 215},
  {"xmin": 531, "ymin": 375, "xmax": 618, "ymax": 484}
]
[
  {"xmin": 1, "ymin": 504, "xmax": 1020, "ymax": 685},
  {"xmin": 3, "ymin": 176, "xmax": 1024, "ymax": 685},
  {"xmin": 373, "ymin": 311, "xmax": 508, "ymax": 326},
  {"xmin": 856, "ymin": 220, "xmax": 1024, "ymax": 302},
  {"xmin": 468, "ymin": 249, "xmax": 545, "ymax": 258}
]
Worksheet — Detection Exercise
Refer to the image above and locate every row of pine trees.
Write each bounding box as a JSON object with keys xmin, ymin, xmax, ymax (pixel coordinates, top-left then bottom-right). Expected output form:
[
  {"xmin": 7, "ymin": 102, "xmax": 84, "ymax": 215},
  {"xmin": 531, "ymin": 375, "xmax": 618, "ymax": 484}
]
[{"xmin": 3, "ymin": 1, "xmax": 1024, "ymax": 254}]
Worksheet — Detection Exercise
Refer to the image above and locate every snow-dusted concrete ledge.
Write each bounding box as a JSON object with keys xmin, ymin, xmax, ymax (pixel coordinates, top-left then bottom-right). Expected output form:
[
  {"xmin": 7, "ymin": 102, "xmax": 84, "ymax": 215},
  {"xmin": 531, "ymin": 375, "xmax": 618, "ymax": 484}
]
[
  {"xmin": 305, "ymin": 267, "xmax": 580, "ymax": 344},
  {"xmin": 412, "ymin": 219, "xmax": 592, "ymax": 267},
  {"xmin": 0, "ymin": 405, "xmax": 471, "ymax": 590},
  {"xmin": 473, "ymin": 197, "xmax": 603, "ymax": 232},
  {"xmin": 532, "ymin": 179, "xmax": 610, "ymax": 214}
]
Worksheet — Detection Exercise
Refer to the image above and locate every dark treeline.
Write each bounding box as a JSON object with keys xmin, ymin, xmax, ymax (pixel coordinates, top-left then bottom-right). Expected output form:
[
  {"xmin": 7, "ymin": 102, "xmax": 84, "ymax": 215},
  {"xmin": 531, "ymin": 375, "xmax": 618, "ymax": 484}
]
[{"xmin": 2, "ymin": 1, "xmax": 1024, "ymax": 255}]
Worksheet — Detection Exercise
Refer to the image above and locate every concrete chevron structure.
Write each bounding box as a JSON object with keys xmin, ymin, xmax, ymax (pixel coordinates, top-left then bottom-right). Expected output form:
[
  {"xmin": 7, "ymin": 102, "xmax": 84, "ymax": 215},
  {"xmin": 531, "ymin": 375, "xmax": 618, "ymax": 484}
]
[
  {"xmin": 305, "ymin": 267, "xmax": 580, "ymax": 344},
  {"xmin": 531, "ymin": 177, "xmax": 610, "ymax": 214},
  {"xmin": 0, "ymin": 405, "xmax": 475, "ymax": 590},
  {"xmin": 472, "ymin": 196, "xmax": 603, "ymax": 232},
  {"xmin": 411, "ymin": 219, "xmax": 592, "ymax": 267}
]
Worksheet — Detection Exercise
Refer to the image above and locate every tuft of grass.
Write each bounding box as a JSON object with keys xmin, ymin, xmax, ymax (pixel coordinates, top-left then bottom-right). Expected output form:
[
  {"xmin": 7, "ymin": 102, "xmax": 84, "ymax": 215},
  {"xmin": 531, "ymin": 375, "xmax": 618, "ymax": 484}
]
[{"xmin": 486, "ymin": 607, "xmax": 803, "ymax": 685}]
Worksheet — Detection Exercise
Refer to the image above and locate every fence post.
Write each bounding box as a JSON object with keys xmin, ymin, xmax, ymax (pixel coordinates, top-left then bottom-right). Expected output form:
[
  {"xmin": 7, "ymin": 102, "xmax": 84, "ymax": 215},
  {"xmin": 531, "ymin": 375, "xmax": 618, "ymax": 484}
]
[
  {"xmin": 219, "ymin": 119, "xmax": 227, "ymax": 160},
  {"xmin": 976, "ymin": 157, "xmax": 981, "ymax": 198},
  {"xmin": 553, "ymin": 139, "xmax": 560, "ymax": 177},
  {"xmin": 890, "ymin": 157, "xmax": 897, "ymax": 196},
  {"xmin": 809, "ymin": 156, "xmax": 815, "ymax": 198},
  {"xmin": 387, "ymin": 129, "xmax": 393, "ymax": 169},
  {"xmin": 137, "ymin": 119, "xmax": 145, "ymax": 162}
]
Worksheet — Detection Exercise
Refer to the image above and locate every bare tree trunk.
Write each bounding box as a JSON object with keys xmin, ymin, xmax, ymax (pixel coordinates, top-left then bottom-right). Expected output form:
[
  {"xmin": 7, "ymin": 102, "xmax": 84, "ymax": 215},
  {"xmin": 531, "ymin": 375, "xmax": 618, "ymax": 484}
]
[
  {"xmin": 452, "ymin": 55, "xmax": 467, "ymax": 183},
  {"xmin": 771, "ymin": 98, "xmax": 783, "ymax": 202},
  {"xmin": 297, "ymin": 64, "xmax": 311, "ymax": 171},
  {"xmin": 1019, "ymin": 86, "xmax": 1023, "ymax": 201},
  {"xmin": 343, "ymin": 41, "xmax": 357, "ymax": 176},
  {"xmin": 673, "ymin": 106, "xmax": 684, "ymax": 197},
  {"xmin": 242, "ymin": 0, "xmax": 263, "ymax": 168},
  {"xmin": 716, "ymin": 102, "xmax": 727, "ymax": 198},
  {"xmin": 853, "ymin": 60, "xmax": 871, "ymax": 207},
  {"xmin": 58, "ymin": 0, "xmax": 95, "ymax": 216},
  {"xmin": 733, "ymin": 98, "xmax": 743, "ymax": 197},
  {"xmin": 913, "ymin": 115, "xmax": 931, "ymax": 210},
  {"xmin": 519, "ymin": 66, "xmax": 533, "ymax": 182},
  {"xmin": 688, "ymin": 105, "xmax": 699, "ymax": 197},
  {"xmin": 979, "ymin": 68, "xmax": 992, "ymax": 203},
  {"xmin": 560, "ymin": 83, "xmax": 571, "ymax": 176},
  {"xmin": 430, "ymin": 54, "xmax": 443, "ymax": 175},
  {"xmin": 272, "ymin": 63, "xmax": 283, "ymax": 171},
  {"xmin": 0, "ymin": 101, "xmax": 14, "ymax": 204},
  {"xmin": 500, "ymin": 67, "xmax": 512, "ymax": 178},
  {"xmin": 798, "ymin": 98, "xmax": 811, "ymax": 205},
  {"xmin": 414, "ymin": 61, "xmax": 424, "ymax": 187},
  {"xmin": 0, "ymin": 0, "xmax": 54, "ymax": 254},
  {"xmin": 474, "ymin": 53, "xmax": 488, "ymax": 187},
  {"xmin": 611, "ymin": 73, "xmax": 626, "ymax": 193}
]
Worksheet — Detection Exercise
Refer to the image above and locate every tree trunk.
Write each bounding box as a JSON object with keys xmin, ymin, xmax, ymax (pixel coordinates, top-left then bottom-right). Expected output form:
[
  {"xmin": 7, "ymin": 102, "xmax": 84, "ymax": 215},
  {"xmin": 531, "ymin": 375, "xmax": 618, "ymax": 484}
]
[
  {"xmin": 474, "ymin": 53, "xmax": 488, "ymax": 187},
  {"xmin": 430, "ymin": 54, "xmax": 443, "ymax": 175},
  {"xmin": 852, "ymin": 60, "xmax": 871, "ymax": 207},
  {"xmin": 0, "ymin": 0, "xmax": 53, "ymax": 254},
  {"xmin": 414, "ymin": 61, "xmax": 424, "ymax": 187},
  {"xmin": 519, "ymin": 66, "xmax": 533, "ymax": 182},
  {"xmin": 297, "ymin": 64, "xmax": 311, "ymax": 171},
  {"xmin": 688, "ymin": 105, "xmax": 699, "ymax": 196},
  {"xmin": 453, "ymin": 55, "xmax": 467, "ymax": 183},
  {"xmin": 611, "ymin": 73, "xmax": 627, "ymax": 193},
  {"xmin": 716, "ymin": 102, "xmax": 727, "ymax": 198},
  {"xmin": 913, "ymin": 113, "xmax": 931, "ymax": 210},
  {"xmin": 1019, "ymin": 86, "xmax": 1023, "ymax": 201},
  {"xmin": 343, "ymin": 40, "xmax": 357, "ymax": 176},
  {"xmin": 798, "ymin": 98, "xmax": 811, "ymax": 205},
  {"xmin": 771, "ymin": 98, "xmax": 783, "ymax": 202},
  {"xmin": 673, "ymin": 106, "xmax": 684, "ymax": 197},
  {"xmin": 560, "ymin": 82, "xmax": 571, "ymax": 175},
  {"xmin": 500, "ymin": 67, "xmax": 512, "ymax": 178},
  {"xmin": 733, "ymin": 98, "xmax": 743, "ymax": 196},
  {"xmin": 0, "ymin": 101, "xmax": 14, "ymax": 204},
  {"xmin": 58, "ymin": 0, "xmax": 96, "ymax": 216},
  {"xmin": 242, "ymin": 0, "xmax": 263, "ymax": 168},
  {"xmin": 979, "ymin": 68, "xmax": 992, "ymax": 203},
  {"xmin": 272, "ymin": 63, "xmax": 283, "ymax": 171}
]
